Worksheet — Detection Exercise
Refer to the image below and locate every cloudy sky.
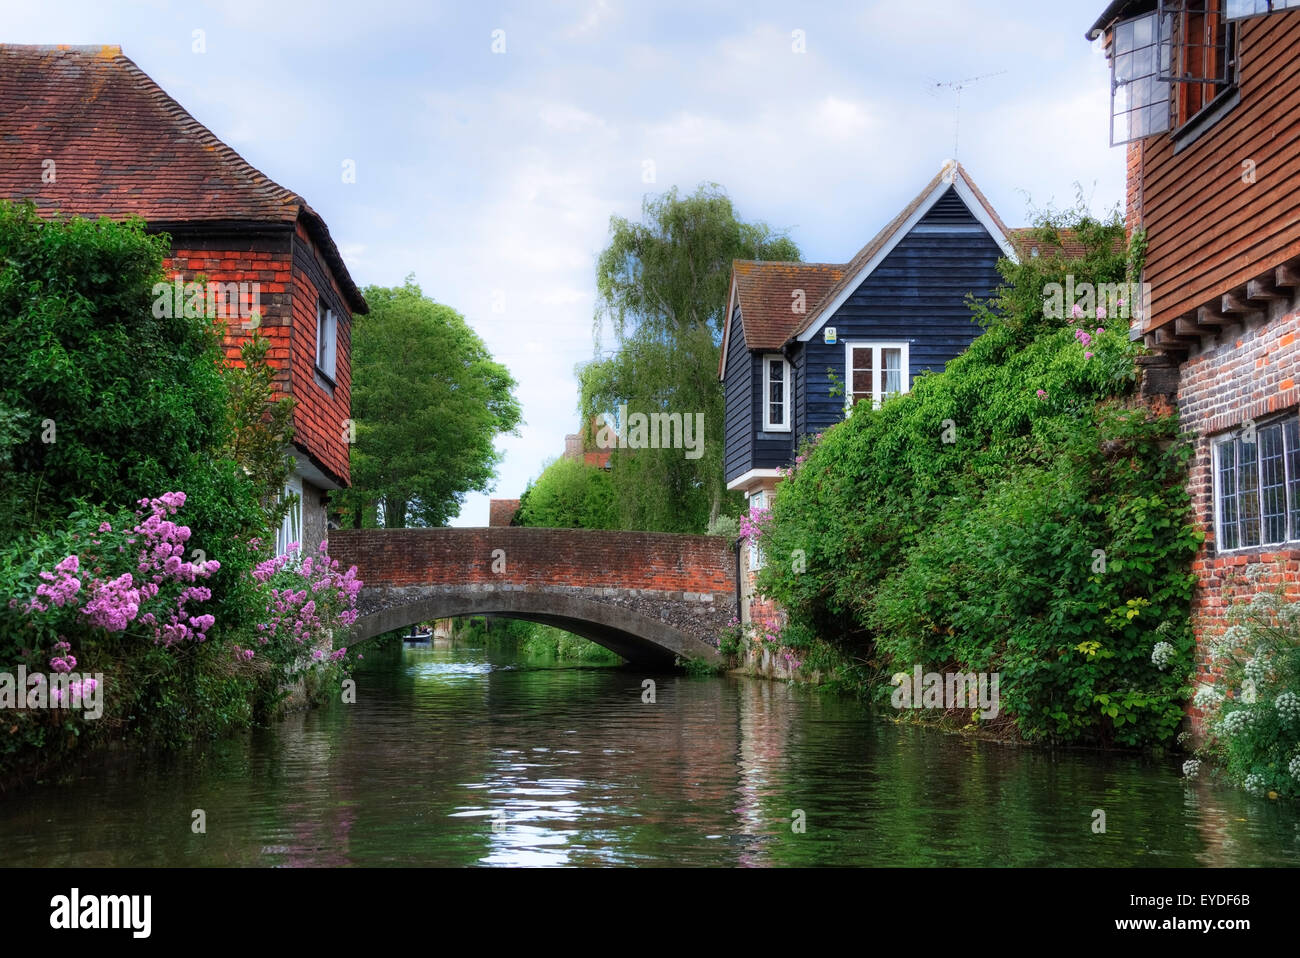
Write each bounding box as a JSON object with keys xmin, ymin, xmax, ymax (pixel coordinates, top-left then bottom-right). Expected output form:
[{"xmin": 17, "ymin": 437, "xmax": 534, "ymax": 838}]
[{"xmin": 3, "ymin": 0, "xmax": 1123, "ymax": 525}]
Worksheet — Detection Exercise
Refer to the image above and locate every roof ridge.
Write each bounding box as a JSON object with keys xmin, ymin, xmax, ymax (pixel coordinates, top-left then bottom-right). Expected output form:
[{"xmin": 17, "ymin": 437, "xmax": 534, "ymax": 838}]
[{"xmin": 110, "ymin": 48, "xmax": 300, "ymax": 214}]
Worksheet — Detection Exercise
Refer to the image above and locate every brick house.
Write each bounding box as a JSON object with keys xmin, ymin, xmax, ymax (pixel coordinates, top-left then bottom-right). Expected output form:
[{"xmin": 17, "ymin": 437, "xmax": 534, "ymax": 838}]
[
  {"xmin": 1086, "ymin": 2, "xmax": 1300, "ymax": 732},
  {"xmin": 0, "ymin": 45, "xmax": 367, "ymax": 556}
]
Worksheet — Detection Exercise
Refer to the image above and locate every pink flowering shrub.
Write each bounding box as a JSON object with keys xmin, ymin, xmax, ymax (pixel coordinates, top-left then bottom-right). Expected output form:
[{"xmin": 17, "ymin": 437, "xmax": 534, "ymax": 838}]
[
  {"xmin": 16, "ymin": 493, "xmax": 221, "ymax": 651},
  {"xmin": 248, "ymin": 539, "xmax": 361, "ymax": 680},
  {"xmin": 7, "ymin": 491, "xmax": 362, "ymax": 716}
]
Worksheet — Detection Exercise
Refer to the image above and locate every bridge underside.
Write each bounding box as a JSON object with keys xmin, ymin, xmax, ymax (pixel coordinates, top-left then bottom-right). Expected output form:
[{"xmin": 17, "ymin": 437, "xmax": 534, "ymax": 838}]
[{"xmin": 344, "ymin": 585, "xmax": 729, "ymax": 667}]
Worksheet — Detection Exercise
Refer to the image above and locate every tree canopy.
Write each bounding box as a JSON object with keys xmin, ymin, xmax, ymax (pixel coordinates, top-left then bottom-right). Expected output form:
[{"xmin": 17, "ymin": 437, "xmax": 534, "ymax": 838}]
[
  {"xmin": 515, "ymin": 456, "xmax": 617, "ymax": 529},
  {"xmin": 579, "ymin": 183, "xmax": 799, "ymax": 532},
  {"xmin": 339, "ymin": 277, "xmax": 522, "ymax": 528}
]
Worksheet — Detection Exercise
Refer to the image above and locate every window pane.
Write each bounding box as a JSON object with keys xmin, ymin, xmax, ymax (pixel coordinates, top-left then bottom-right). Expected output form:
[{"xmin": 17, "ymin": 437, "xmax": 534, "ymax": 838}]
[
  {"xmin": 1286, "ymin": 419, "xmax": 1300, "ymax": 539},
  {"xmin": 1218, "ymin": 441, "xmax": 1239, "ymax": 551},
  {"xmin": 1110, "ymin": 12, "xmax": 1172, "ymax": 145},
  {"xmin": 1260, "ymin": 423, "xmax": 1286, "ymax": 544},
  {"xmin": 881, "ymin": 348, "xmax": 902, "ymax": 398},
  {"xmin": 767, "ymin": 359, "xmax": 785, "ymax": 425},
  {"xmin": 1238, "ymin": 437, "xmax": 1261, "ymax": 547},
  {"xmin": 852, "ymin": 347, "xmax": 872, "ymax": 405}
]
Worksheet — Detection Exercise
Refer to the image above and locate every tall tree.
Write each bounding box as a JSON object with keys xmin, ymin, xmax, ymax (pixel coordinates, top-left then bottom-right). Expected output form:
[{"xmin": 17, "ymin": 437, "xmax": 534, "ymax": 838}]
[
  {"xmin": 580, "ymin": 183, "xmax": 800, "ymax": 532},
  {"xmin": 338, "ymin": 277, "xmax": 521, "ymax": 528}
]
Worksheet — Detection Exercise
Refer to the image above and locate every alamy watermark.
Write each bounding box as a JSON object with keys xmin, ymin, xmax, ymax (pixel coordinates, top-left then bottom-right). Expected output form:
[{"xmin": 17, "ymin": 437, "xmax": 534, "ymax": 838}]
[
  {"xmin": 151, "ymin": 274, "xmax": 262, "ymax": 324},
  {"xmin": 891, "ymin": 665, "xmax": 1000, "ymax": 720},
  {"xmin": 0, "ymin": 667, "xmax": 104, "ymax": 720},
  {"xmin": 1043, "ymin": 276, "xmax": 1151, "ymax": 323},
  {"xmin": 595, "ymin": 405, "xmax": 705, "ymax": 460}
]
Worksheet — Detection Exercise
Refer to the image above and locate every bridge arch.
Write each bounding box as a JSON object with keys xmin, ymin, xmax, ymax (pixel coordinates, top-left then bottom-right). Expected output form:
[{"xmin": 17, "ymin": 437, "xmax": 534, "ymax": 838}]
[{"xmin": 330, "ymin": 528, "xmax": 737, "ymax": 667}]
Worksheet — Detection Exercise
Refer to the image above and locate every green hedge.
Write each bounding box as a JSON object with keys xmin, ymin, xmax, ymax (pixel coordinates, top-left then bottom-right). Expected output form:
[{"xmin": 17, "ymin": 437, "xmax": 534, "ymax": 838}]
[{"xmin": 754, "ymin": 211, "xmax": 1202, "ymax": 746}]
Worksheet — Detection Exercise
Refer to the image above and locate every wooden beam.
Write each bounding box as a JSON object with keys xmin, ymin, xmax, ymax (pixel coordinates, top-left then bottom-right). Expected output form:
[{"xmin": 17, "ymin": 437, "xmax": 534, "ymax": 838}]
[
  {"xmin": 1247, "ymin": 276, "xmax": 1286, "ymax": 302},
  {"xmin": 1175, "ymin": 317, "xmax": 1204, "ymax": 339},
  {"xmin": 1154, "ymin": 327, "xmax": 1195, "ymax": 353},
  {"xmin": 1277, "ymin": 262, "xmax": 1300, "ymax": 289},
  {"xmin": 1221, "ymin": 291, "xmax": 1255, "ymax": 315},
  {"xmin": 1196, "ymin": 307, "xmax": 1230, "ymax": 327}
]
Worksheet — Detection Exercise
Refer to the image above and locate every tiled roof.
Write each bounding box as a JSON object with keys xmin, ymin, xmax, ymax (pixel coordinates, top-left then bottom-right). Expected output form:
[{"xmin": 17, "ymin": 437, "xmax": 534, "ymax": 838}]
[
  {"xmin": 0, "ymin": 44, "xmax": 366, "ymax": 312},
  {"xmin": 732, "ymin": 260, "xmax": 846, "ymax": 350},
  {"xmin": 1010, "ymin": 227, "xmax": 1125, "ymax": 260},
  {"xmin": 789, "ymin": 162, "xmax": 1011, "ymax": 339}
]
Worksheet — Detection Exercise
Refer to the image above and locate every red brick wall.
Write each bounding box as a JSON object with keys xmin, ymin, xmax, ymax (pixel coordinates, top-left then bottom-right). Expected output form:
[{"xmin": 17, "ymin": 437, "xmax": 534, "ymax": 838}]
[
  {"xmin": 289, "ymin": 221, "xmax": 352, "ymax": 486},
  {"xmin": 329, "ymin": 528, "xmax": 735, "ymax": 596},
  {"xmin": 1178, "ymin": 294, "xmax": 1300, "ymax": 734},
  {"xmin": 164, "ymin": 230, "xmax": 353, "ymax": 488},
  {"xmin": 162, "ymin": 245, "xmax": 293, "ymax": 391}
]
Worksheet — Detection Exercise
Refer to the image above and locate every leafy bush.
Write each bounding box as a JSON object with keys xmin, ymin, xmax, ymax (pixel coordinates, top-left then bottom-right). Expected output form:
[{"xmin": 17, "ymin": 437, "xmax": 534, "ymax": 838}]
[
  {"xmin": 752, "ymin": 208, "xmax": 1201, "ymax": 746},
  {"xmin": 0, "ymin": 202, "xmax": 227, "ymax": 540},
  {"xmin": 516, "ymin": 456, "xmax": 618, "ymax": 529}
]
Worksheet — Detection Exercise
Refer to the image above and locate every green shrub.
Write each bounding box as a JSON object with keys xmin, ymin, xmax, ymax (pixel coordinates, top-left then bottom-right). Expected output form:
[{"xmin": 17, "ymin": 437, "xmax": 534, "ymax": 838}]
[{"xmin": 753, "ymin": 207, "xmax": 1201, "ymax": 746}]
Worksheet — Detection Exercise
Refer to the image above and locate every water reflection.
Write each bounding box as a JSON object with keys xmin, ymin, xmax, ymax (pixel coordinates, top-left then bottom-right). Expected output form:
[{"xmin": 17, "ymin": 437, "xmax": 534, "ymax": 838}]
[{"xmin": 1, "ymin": 642, "xmax": 1299, "ymax": 867}]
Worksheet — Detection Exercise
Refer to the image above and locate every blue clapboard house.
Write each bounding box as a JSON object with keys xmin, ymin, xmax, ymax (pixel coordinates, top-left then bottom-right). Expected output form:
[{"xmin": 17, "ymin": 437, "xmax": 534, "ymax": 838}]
[{"xmin": 720, "ymin": 162, "xmax": 1030, "ymax": 518}]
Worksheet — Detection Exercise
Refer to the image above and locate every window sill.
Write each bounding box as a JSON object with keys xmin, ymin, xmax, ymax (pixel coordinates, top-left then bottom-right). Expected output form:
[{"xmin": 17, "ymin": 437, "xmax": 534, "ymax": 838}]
[
  {"xmin": 314, "ymin": 367, "xmax": 336, "ymax": 394},
  {"xmin": 1172, "ymin": 87, "xmax": 1240, "ymax": 155},
  {"xmin": 1214, "ymin": 543, "xmax": 1300, "ymax": 559}
]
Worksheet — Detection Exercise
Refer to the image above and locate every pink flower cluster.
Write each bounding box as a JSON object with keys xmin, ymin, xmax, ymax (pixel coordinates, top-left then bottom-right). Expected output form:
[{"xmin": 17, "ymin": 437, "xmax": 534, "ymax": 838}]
[
  {"xmin": 51, "ymin": 677, "xmax": 98, "ymax": 706},
  {"xmin": 739, "ymin": 505, "xmax": 771, "ymax": 543},
  {"xmin": 251, "ymin": 540, "xmax": 361, "ymax": 661},
  {"xmin": 24, "ymin": 492, "xmax": 220, "ymax": 646}
]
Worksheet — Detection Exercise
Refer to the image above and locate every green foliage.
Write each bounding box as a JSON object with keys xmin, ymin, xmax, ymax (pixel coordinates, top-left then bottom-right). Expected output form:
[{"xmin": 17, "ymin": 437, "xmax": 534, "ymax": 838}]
[
  {"xmin": 338, "ymin": 275, "xmax": 522, "ymax": 528},
  {"xmin": 1192, "ymin": 568, "xmax": 1300, "ymax": 798},
  {"xmin": 753, "ymin": 205, "xmax": 1201, "ymax": 746},
  {"xmin": 219, "ymin": 331, "xmax": 296, "ymax": 531},
  {"xmin": 515, "ymin": 456, "xmax": 617, "ymax": 529},
  {"xmin": 706, "ymin": 514, "xmax": 740, "ymax": 539},
  {"xmin": 579, "ymin": 183, "xmax": 798, "ymax": 532},
  {"xmin": 0, "ymin": 204, "xmax": 342, "ymax": 783},
  {"xmin": 0, "ymin": 201, "xmax": 227, "ymax": 541}
]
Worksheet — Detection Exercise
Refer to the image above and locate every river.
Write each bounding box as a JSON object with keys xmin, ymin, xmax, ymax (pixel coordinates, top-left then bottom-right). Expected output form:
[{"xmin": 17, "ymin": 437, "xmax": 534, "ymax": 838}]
[{"xmin": 3, "ymin": 640, "xmax": 1299, "ymax": 866}]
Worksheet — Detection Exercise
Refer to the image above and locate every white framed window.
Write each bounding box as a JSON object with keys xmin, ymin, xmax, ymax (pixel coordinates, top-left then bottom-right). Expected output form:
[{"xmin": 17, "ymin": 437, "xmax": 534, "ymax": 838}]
[
  {"xmin": 276, "ymin": 475, "xmax": 304, "ymax": 557},
  {"xmin": 844, "ymin": 341, "xmax": 909, "ymax": 413},
  {"xmin": 1214, "ymin": 414, "xmax": 1300, "ymax": 552},
  {"xmin": 316, "ymin": 298, "xmax": 338, "ymax": 381},
  {"xmin": 763, "ymin": 354, "xmax": 791, "ymax": 432},
  {"xmin": 748, "ymin": 489, "xmax": 767, "ymax": 571}
]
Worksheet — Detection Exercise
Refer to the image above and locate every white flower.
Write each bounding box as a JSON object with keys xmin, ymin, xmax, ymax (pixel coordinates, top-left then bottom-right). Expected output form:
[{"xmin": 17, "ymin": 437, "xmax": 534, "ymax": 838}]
[
  {"xmin": 1244, "ymin": 772, "xmax": 1267, "ymax": 797},
  {"xmin": 1275, "ymin": 691, "xmax": 1300, "ymax": 724},
  {"xmin": 1151, "ymin": 641, "xmax": 1176, "ymax": 670},
  {"xmin": 1193, "ymin": 684, "xmax": 1224, "ymax": 709},
  {"xmin": 1244, "ymin": 656, "xmax": 1268, "ymax": 687},
  {"xmin": 1250, "ymin": 590, "xmax": 1279, "ymax": 611},
  {"xmin": 1219, "ymin": 709, "xmax": 1254, "ymax": 736},
  {"xmin": 1289, "ymin": 754, "xmax": 1300, "ymax": 781},
  {"xmin": 1182, "ymin": 758, "xmax": 1201, "ymax": 780}
]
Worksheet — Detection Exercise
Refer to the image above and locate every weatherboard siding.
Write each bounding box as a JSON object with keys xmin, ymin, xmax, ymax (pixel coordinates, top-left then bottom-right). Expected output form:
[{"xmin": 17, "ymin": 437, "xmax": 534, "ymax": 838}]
[
  {"xmin": 723, "ymin": 303, "xmax": 755, "ymax": 483},
  {"xmin": 796, "ymin": 195, "xmax": 1003, "ymax": 439}
]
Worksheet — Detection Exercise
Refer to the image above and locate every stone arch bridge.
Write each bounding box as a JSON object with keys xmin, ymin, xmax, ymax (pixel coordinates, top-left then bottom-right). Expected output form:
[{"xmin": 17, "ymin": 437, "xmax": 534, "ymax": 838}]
[{"xmin": 329, "ymin": 528, "xmax": 737, "ymax": 666}]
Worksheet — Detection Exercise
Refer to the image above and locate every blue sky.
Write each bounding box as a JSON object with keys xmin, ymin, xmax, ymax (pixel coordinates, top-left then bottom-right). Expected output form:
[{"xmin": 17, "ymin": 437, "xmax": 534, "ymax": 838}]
[{"xmin": 3, "ymin": 0, "xmax": 1123, "ymax": 525}]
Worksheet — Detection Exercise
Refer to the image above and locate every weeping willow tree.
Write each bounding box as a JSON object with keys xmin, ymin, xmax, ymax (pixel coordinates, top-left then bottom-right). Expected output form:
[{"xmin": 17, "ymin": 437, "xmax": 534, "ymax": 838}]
[{"xmin": 579, "ymin": 184, "xmax": 800, "ymax": 532}]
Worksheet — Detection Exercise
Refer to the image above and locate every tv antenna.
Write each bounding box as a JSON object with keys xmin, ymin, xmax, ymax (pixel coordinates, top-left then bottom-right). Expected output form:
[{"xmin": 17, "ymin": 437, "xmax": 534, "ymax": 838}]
[{"xmin": 928, "ymin": 70, "xmax": 1006, "ymax": 158}]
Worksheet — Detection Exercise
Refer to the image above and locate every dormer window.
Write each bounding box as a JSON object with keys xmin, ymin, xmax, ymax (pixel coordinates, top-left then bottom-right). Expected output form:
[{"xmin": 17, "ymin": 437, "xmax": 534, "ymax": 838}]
[
  {"xmin": 763, "ymin": 354, "xmax": 791, "ymax": 432},
  {"xmin": 316, "ymin": 297, "xmax": 338, "ymax": 381}
]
